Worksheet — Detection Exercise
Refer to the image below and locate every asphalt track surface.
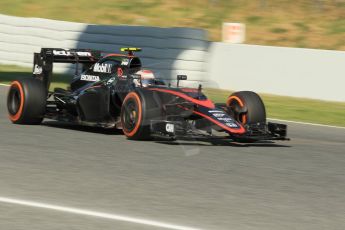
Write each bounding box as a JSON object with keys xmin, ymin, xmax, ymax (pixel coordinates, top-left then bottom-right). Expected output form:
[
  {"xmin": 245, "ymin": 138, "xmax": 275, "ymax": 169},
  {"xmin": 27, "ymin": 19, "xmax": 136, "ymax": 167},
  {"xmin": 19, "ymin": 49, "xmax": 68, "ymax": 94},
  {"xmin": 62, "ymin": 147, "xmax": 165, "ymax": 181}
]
[{"xmin": 0, "ymin": 85, "xmax": 344, "ymax": 230}]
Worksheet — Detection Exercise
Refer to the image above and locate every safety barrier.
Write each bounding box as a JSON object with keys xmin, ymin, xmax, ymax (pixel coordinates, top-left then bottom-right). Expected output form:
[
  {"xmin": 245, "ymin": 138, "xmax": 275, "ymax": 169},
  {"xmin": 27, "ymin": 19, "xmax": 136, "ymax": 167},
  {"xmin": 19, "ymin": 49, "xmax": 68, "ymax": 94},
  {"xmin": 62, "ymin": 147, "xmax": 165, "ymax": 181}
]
[
  {"xmin": 208, "ymin": 43, "xmax": 345, "ymax": 101},
  {"xmin": 0, "ymin": 14, "xmax": 208, "ymax": 86}
]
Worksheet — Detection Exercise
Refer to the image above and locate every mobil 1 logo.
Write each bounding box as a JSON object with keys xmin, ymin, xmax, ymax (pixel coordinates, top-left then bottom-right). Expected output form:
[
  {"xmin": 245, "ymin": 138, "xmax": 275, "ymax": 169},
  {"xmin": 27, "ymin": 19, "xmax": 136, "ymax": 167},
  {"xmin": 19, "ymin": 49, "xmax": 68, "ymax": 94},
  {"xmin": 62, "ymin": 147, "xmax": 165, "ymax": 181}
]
[{"xmin": 93, "ymin": 63, "xmax": 112, "ymax": 73}]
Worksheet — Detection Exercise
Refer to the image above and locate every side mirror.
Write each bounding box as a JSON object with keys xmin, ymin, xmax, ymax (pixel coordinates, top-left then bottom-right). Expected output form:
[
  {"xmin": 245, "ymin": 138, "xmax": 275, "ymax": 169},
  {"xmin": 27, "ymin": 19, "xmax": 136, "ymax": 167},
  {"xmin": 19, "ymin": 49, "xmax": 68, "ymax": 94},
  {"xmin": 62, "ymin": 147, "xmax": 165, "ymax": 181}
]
[
  {"xmin": 130, "ymin": 73, "xmax": 142, "ymax": 87},
  {"xmin": 177, "ymin": 75, "xmax": 187, "ymax": 87}
]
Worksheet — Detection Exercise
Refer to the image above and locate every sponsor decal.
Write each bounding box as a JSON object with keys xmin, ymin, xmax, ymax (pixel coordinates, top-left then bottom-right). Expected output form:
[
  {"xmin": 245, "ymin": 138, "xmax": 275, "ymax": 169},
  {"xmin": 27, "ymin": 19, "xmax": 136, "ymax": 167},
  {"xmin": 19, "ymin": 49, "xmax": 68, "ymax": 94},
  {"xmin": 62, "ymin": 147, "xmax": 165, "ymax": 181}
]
[
  {"xmin": 93, "ymin": 63, "xmax": 112, "ymax": 73},
  {"xmin": 226, "ymin": 122, "xmax": 238, "ymax": 128},
  {"xmin": 33, "ymin": 64, "xmax": 42, "ymax": 74},
  {"xmin": 53, "ymin": 50, "xmax": 91, "ymax": 57},
  {"xmin": 218, "ymin": 117, "xmax": 233, "ymax": 122},
  {"xmin": 212, "ymin": 113, "xmax": 226, "ymax": 118},
  {"xmin": 121, "ymin": 59, "xmax": 129, "ymax": 66},
  {"xmin": 106, "ymin": 77, "xmax": 116, "ymax": 85},
  {"xmin": 80, "ymin": 75, "xmax": 100, "ymax": 82},
  {"xmin": 165, "ymin": 123, "xmax": 174, "ymax": 133},
  {"xmin": 208, "ymin": 110, "xmax": 223, "ymax": 113}
]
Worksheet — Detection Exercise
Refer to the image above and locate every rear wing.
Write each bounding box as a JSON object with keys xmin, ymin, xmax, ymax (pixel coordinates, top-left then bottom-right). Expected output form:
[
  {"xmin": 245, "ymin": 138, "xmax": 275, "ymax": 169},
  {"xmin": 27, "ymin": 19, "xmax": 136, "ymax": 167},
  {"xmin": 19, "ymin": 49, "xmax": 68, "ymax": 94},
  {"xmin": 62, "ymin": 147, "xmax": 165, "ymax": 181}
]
[{"xmin": 33, "ymin": 48, "xmax": 102, "ymax": 90}]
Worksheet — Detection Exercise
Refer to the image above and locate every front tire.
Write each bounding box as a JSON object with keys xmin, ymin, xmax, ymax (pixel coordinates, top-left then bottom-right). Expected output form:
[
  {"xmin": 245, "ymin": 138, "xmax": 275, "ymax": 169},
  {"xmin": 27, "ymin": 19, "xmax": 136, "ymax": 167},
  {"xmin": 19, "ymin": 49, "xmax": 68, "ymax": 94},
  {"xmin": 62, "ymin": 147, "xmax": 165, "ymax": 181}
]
[
  {"xmin": 120, "ymin": 90, "xmax": 162, "ymax": 140},
  {"xmin": 226, "ymin": 91, "xmax": 266, "ymax": 125},
  {"xmin": 7, "ymin": 78, "xmax": 47, "ymax": 124}
]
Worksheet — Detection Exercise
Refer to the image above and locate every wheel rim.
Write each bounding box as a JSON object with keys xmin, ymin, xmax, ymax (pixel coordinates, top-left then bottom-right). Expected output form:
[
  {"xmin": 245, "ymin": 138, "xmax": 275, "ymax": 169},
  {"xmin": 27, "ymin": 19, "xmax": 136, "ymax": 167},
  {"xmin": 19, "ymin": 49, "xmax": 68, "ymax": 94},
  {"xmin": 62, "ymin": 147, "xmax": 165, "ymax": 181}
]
[
  {"xmin": 7, "ymin": 81, "xmax": 25, "ymax": 123},
  {"xmin": 227, "ymin": 96, "xmax": 247, "ymax": 124},
  {"xmin": 122, "ymin": 98, "xmax": 139, "ymax": 133},
  {"xmin": 8, "ymin": 86, "xmax": 21, "ymax": 115}
]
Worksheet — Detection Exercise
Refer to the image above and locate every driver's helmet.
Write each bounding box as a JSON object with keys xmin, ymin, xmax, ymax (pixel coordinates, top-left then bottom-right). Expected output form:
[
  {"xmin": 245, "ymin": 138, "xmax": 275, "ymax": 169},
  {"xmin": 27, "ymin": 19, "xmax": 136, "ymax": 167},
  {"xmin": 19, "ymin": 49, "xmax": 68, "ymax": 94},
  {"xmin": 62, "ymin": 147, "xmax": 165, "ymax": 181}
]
[{"xmin": 134, "ymin": 69, "xmax": 155, "ymax": 87}]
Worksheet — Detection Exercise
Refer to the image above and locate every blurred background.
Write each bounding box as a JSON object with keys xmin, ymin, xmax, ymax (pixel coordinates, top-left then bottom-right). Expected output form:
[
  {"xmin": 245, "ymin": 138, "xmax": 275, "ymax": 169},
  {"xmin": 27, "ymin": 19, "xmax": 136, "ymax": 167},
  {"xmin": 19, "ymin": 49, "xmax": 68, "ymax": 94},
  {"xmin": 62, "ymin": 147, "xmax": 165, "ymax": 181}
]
[
  {"xmin": 0, "ymin": 0, "xmax": 344, "ymax": 126},
  {"xmin": 1, "ymin": 0, "xmax": 345, "ymax": 50},
  {"xmin": 0, "ymin": 0, "xmax": 345, "ymax": 50}
]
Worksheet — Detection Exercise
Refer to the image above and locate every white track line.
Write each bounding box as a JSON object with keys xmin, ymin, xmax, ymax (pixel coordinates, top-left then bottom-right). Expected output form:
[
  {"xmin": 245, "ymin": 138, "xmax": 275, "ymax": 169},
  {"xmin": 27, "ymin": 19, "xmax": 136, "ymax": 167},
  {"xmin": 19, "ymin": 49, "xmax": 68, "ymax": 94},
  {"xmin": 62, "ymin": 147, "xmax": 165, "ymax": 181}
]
[
  {"xmin": 0, "ymin": 197, "xmax": 201, "ymax": 230},
  {"xmin": 268, "ymin": 118, "xmax": 345, "ymax": 129},
  {"xmin": 0, "ymin": 83, "xmax": 343, "ymax": 129}
]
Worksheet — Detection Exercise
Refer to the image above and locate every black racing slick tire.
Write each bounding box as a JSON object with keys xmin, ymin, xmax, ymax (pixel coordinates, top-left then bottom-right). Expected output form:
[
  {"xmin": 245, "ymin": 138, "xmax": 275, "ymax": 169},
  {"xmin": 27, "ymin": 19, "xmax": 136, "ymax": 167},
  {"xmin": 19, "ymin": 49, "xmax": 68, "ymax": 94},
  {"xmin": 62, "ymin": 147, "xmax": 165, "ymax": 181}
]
[
  {"xmin": 226, "ymin": 91, "xmax": 266, "ymax": 125},
  {"xmin": 7, "ymin": 78, "xmax": 47, "ymax": 124},
  {"xmin": 120, "ymin": 89, "xmax": 162, "ymax": 140}
]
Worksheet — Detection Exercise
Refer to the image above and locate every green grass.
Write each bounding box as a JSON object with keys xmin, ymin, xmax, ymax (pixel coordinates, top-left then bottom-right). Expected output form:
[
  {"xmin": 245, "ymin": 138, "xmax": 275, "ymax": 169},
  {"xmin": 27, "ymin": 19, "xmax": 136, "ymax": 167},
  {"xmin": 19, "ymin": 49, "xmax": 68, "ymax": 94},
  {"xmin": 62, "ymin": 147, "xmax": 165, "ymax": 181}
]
[
  {"xmin": 1, "ymin": 64, "xmax": 345, "ymax": 127},
  {"xmin": 1, "ymin": 0, "xmax": 345, "ymax": 50},
  {"xmin": 328, "ymin": 19, "xmax": 345, "ymax": 34},
  {"xmin": 293, "ymin": 22, "xmax": 310, "ymax": 32},
  {"xmin": 270, "ymin": 27, "xmax": 288, "ymax": 34},
  {"xmin": 246, "ymin": 16, "xmax": 263, "ymax": 24}
]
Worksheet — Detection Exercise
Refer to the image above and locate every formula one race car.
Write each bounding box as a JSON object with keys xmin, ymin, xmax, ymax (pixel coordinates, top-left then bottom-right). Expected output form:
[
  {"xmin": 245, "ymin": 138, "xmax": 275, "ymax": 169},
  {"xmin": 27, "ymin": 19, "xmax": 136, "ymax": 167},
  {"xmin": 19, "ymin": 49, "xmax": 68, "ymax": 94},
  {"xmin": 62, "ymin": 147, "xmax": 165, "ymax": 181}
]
[{"xmin": 7, "ymin": 48, "xmax": 288, "ymax": 142}]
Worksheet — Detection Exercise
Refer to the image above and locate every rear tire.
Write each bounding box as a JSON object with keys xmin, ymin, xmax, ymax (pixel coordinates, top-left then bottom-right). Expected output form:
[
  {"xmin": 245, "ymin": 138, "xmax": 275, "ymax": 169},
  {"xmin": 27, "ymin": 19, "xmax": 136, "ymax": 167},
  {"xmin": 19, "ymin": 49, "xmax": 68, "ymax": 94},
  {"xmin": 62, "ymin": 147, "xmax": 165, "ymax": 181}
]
[
  {"xmin": 226, "ymin": 91, "xmax": 266, "ymax": 125},
  {"xmin": 7, "ymin": 78, "xmax": 46, "ymax": 124},
  {"xmin": 121, "ymin": 90, "xmax": 162, "ymax": 140}
]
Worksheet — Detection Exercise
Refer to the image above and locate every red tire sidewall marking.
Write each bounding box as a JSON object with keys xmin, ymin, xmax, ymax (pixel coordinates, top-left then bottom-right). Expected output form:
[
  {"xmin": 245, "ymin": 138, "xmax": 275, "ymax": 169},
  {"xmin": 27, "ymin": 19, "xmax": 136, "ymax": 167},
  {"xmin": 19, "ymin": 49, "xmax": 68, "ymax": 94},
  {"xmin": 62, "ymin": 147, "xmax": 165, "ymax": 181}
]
[
  {"xmin": 9, "ymin": 81, "xmax": 24, "ymax": 122},
  {"xmin": 122, "ymin": 92, "xmax": 142, "ymax": 137},
  {"xmin": 227, "ymin": 95, "xmax": 247, "ymax": 124}
]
